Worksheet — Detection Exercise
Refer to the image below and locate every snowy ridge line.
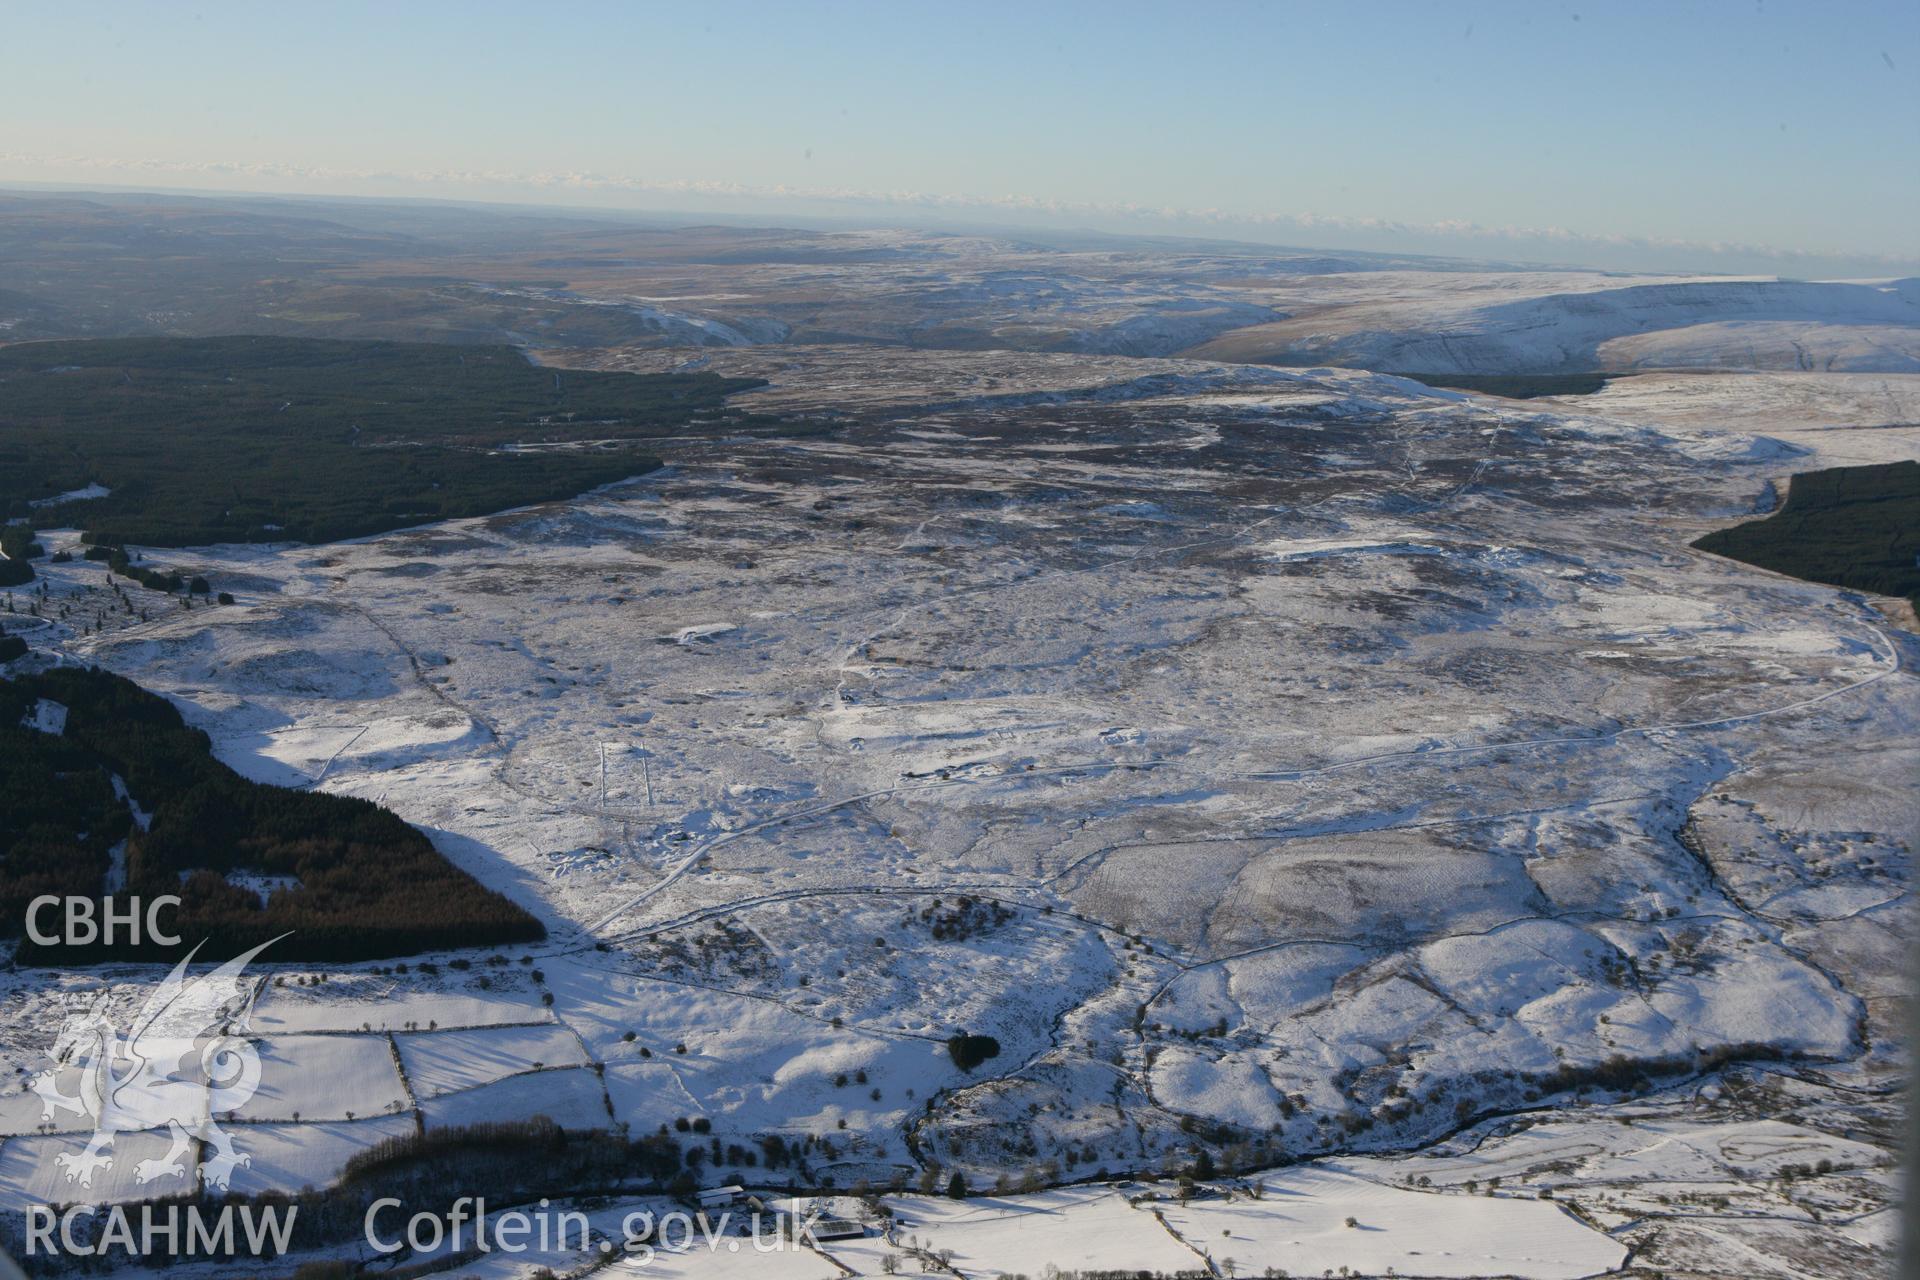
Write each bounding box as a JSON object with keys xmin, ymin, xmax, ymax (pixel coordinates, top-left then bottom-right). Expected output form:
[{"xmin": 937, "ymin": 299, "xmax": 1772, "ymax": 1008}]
[
  {"xmin": 1036, "ymin": 792, "xmax": 1663, "ymax": 889},
  {"xmin": 1140, "ymin": 897, "xmax": 1882, "ymax": 1016}
]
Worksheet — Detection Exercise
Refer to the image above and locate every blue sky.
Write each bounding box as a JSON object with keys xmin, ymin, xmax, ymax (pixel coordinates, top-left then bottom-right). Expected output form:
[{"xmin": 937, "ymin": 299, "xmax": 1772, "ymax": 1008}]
[{"xmin": 2, "ymin": 0, "xmax": 1914, "ymax": 273}]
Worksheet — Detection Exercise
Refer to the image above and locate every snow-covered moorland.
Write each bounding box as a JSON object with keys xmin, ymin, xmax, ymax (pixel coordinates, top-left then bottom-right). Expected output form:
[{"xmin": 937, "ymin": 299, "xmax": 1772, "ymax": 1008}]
[{"xmin": 0, "ymin": 347, "xmax": 1911, "ymax": 1278}]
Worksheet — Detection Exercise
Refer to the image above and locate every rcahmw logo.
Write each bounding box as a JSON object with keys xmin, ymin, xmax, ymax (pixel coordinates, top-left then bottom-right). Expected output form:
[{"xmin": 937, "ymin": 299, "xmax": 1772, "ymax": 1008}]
[
  {"xmin": 25, "ymin": 1203, "xmax": 297, "ymax": 1262},
  {"xmin": 31, "ymin": 935, "xmax": 283, "ymax": 1192}
]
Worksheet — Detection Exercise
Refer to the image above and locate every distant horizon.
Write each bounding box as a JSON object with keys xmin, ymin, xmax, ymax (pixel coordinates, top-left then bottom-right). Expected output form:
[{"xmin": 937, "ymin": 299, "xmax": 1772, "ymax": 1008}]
[
  {"xmin": 3, "ymin": 0, "xmax": 1914, "ymax": 278},
  {"xmin": 0, "ymin": 178, "xmax": 1910, "ymax": 282}
]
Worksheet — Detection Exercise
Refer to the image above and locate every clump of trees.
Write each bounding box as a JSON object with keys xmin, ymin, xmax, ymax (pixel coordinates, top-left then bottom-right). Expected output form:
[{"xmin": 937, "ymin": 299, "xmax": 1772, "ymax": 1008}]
[
  {"xmin": 916, "ymin": 894, "xmax": 1015, "ymax": 942},
  {"xmin": 1528, "ymin": 1045, "xmax": 1787, "ymax": 1098},
  {"xmin": 2, "ymin": 665, "xmax": 544, "ymax": 963},
  {"xmin": 946, "ymin": 1031, "xmax": 1002, "ymax": 1072},
  {"xmin": 92, "ymin": 541, "xmax": 187, "ymax": 593},
  {"xmin": 0, "ymin": 523, "xmax": 36, "ymax": 588},
  {"xmin": 1694, "ymin": 459, "xmax": 1920, "ymax": 609},
  {"xmin": 1, "ymin": 524, "xmax": 45, "ymax": 562}
]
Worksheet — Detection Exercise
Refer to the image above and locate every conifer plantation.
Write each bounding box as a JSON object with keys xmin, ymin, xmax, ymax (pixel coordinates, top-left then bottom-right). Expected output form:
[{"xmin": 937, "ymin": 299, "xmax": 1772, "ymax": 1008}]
[{"xmin": 2, "ymin": 666, "xmax": 543, "ymax": 963}]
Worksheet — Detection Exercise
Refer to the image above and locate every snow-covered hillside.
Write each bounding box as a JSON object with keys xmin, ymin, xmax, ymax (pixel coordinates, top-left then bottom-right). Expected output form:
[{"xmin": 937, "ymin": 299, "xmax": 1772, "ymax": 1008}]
[{"xmin": 1189, "ymin": 276, "xmax": 1920, "ymax": 374}]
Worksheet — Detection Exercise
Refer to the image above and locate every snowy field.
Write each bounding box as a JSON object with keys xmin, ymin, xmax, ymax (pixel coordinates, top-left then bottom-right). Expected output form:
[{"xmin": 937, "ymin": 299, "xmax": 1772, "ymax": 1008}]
[
  {"xmin": 0, "ymin": 343, "xmax": 1911, "ymax": 1277},
  {"xmin": 222, "ymin": 1116, "xmax": 418, "ymax": 1198}
]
